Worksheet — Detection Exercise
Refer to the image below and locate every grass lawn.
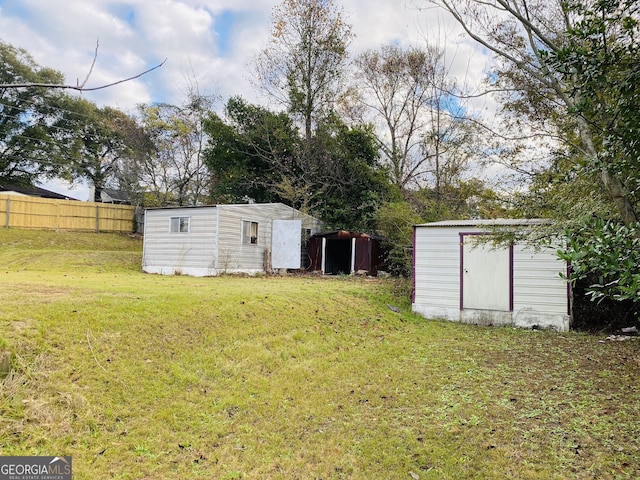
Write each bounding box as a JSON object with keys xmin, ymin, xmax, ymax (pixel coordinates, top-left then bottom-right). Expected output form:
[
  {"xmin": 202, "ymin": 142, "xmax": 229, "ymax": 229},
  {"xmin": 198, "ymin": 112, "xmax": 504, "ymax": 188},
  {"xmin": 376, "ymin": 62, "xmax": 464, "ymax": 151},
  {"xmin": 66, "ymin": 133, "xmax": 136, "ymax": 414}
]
[{"xmin": 0, "ymin": 228, "xmax": 639, "ymax": 479}]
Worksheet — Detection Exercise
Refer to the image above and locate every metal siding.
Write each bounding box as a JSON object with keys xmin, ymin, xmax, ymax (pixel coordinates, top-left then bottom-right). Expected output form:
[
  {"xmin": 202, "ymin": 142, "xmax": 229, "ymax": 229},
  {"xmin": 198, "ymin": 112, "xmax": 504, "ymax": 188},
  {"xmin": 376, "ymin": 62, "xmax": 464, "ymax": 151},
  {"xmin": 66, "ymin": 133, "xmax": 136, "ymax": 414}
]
[
  {"xmin": 217, "ymin": 204, "xmax": 323, "ymax": 273},
  {"xmin": 142, "ymin": 207, "xmax": 218, "ymax": 274},
  {"xmin": 413, "ymin": 224, "xmax": 570, "ymax": 329},
  {"xmin": 413, "ymin": 226, "xmax": 464, "ymax": 309},
  {"xmin": 512, "ymin": 244, "xmax": 568, "ymax": 315},
  {"xmin": 143, "ymin": 203, "xmax": 322, "ymax": 275},
  {"xmin": 307, "ymin": 237, "xmax": 323, "ymax": 271},
  {"xmin": 416, "ymin": 218, "xmax": 548, "ymax": 228},
  {"xmin": 217, "ymin": 204, "xmax": 271, "ymax": 272},
  {"xmin": 354, "ymin": 237, "xmax": 371, "ymax": 272}
]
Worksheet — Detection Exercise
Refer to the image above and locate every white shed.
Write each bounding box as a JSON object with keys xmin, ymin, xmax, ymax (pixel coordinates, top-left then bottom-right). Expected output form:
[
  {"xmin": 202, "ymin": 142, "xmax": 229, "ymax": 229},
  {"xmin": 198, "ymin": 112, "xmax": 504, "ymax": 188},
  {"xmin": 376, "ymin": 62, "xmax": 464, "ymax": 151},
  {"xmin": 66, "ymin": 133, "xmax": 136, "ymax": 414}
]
[
  {"xmin": 412, "ymin": 219, "xmax": 571, "ymax": 331},
  {"xmin": 142, "ymin": 203, "xmax": 323, "ymax": 277}
]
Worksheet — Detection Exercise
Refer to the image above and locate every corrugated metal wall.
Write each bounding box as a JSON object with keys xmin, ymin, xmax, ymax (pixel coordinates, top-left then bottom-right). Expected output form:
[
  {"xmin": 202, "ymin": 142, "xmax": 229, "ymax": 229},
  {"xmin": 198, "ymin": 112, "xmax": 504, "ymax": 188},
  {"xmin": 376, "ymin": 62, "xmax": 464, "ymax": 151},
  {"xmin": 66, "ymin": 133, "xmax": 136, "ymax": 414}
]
[
  {"xmin": 513, "ymin": 244, "xmax": 568, "ymax": 316},
  {"xmin": 413, "ymin": 226, "xmax": 461, "ymax": 318},
  {"xmin": 217, "ymin": 204, "xmax": 273, "ymax": 272}
]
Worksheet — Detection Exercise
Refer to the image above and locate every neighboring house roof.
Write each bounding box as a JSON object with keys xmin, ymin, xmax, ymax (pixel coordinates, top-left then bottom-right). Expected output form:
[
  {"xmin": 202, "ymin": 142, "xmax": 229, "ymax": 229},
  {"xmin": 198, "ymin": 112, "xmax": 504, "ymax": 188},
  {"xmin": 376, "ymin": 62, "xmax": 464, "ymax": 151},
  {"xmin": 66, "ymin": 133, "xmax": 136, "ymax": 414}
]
[
  {"xmin": 95, "ymin": 187, "xmax": 130, "ymax": 204},
  {"xmin": 0, "ymin": 183, "xmax": 77, "ymax": 200}
]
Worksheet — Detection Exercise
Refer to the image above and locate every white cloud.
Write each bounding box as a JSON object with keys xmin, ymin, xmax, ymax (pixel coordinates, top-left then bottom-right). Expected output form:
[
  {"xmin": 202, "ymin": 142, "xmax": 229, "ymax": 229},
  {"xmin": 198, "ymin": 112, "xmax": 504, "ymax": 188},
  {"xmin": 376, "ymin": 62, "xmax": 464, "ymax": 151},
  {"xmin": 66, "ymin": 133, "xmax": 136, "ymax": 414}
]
[
  {"xmin": 0, "ymin": 0, "xmax": 490, "ymax": 111},
  {"xmin": 4, "ymin": 0, "xmax": 496, "ymax": 198}
]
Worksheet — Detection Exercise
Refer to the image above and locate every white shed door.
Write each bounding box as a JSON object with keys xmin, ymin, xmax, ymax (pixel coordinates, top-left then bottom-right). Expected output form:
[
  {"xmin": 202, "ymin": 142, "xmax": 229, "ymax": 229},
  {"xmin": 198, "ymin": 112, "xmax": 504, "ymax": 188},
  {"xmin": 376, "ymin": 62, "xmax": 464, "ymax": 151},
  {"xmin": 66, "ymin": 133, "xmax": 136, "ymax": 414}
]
[
  {"xmin": 271, "ymin": 220, "xmax": 302, "ymax": 269},
  {"xmin": 462, "ymin": 236, "xmax": 511, "ymax": 311}
]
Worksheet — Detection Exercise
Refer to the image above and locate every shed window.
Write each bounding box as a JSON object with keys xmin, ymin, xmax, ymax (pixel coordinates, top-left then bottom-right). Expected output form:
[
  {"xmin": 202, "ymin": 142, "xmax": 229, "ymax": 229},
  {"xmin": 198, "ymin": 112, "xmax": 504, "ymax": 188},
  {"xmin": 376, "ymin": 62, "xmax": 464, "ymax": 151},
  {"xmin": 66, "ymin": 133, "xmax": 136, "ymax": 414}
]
[
  {"xmin": 170, "ymin": 216, "xmax": 190, "ymax": 233},
  {"xmin": 242, "ymin": 220, "xmax": 258, "ymax": 244}
]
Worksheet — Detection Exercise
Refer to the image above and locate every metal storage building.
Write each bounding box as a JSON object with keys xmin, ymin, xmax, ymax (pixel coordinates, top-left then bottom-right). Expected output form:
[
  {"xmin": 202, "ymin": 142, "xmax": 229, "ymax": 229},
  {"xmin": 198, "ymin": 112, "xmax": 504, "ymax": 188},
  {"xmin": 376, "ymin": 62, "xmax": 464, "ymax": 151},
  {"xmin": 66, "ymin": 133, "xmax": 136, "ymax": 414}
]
[
  {"xmin": 412, "ymin": 219, "xmax": 571, "ymax": 331},
  {"xmin": 142, "ymin": 203, "xmax": 323, "ymax": 277},
  {"xmin": 307, "ymin": 230, "xmax": 386, "ymax": 276}
]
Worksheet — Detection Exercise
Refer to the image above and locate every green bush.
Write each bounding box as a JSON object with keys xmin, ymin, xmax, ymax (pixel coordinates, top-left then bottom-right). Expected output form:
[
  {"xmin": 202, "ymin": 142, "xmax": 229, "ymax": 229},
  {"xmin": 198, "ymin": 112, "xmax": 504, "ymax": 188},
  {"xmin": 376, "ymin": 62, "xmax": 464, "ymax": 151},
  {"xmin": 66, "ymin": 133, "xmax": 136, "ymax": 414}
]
[{"xmin": 559, "ymin": 218, "xmax": 640, "ymax": 304}]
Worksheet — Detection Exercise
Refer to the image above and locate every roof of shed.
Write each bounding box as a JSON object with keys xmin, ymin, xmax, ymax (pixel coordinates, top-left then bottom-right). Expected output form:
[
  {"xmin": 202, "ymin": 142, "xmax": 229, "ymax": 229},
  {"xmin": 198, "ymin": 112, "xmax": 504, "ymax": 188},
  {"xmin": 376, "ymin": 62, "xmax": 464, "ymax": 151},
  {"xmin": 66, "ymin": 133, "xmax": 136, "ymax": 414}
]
[
  {"xmin": 415, "ymin": 218, "xmax": 548, "ymax": 228},
  {"xmin": 144, "ymin": 202, "xmax": 323, "ymax": 222},
  {"xmin": 145, "ymin": 202, "xmax": 286, "ymax": 211},
  {"xmin": 311, "ymin": 230, "xmax": 386, "ymax": 241}
]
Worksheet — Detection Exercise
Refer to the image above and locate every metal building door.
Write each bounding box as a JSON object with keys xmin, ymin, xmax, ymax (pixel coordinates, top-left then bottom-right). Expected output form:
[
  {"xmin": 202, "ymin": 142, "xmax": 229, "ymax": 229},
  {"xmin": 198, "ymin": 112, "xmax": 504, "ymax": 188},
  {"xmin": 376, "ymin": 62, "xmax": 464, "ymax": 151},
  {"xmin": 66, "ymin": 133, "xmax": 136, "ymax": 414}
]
[{"xmin": 461, "ymin": 235, "xmax": 511, "ymax": 311}]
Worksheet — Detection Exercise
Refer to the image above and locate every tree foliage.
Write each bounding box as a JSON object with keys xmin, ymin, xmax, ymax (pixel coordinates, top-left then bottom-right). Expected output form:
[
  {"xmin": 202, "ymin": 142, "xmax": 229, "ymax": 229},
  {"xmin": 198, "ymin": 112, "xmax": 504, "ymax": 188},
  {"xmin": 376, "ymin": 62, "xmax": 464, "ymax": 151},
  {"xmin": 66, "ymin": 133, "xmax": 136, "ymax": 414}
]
[
  {"xmin": 59, "ymin": 98, "xmax": 143, "ymax": 193},
  {"xmin": 205, "ymin": 96, "xmax": 393, "ymax": 230},
  {"xmin": 254, "ymin": 0, "xmax": 353, "ymax": 141},
  {"xmin": 352, "ymin": 43, "xmax": 479, "ymax": 192},
  {"xmin": 430, "ymin": 0, "xmax": 639, "ymax": 225},
  {"xmin": 548, "ymin": 0, "xmax": 640, "ymax": 223},
  {"xmin": 430, "ymin": 0, "xmax": 640, "ymax": 307},
  {"xmin": 374, "ymin": 201, "xmax": 422, "ymax": 277},
  {"xmin": 559, "ymin": 219, "xmax": 640, "ymax": 304},
  {"xmin": 310, "ymin": 117, "xmax": 396, "ymax": 231},
  {"xmin": 204, "ymin": 96, "xmax": 297, "ymax": 205},
  {"xmin": 0, "ymin": 41, "xmax": 73, "ymax": 185},
  {"xmin": 136, "ymin": 92, "xmax": 215, "ymax": 206},
  {"xmin": 0, "ymin": 40, "xmax": 164, "ymax": 202}
]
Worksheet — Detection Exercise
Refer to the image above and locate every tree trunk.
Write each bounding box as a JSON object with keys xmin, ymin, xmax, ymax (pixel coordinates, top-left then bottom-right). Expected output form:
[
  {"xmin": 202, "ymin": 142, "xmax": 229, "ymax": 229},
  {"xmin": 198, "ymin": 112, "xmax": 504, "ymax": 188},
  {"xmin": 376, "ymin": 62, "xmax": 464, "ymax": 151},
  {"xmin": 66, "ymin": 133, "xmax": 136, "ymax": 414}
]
[
  {"xmin": 600, "ymin": 169, "xmax": 639, "ymax": 225},
  {"xmin": 578, "ymin": 117, "xmax": 638, "ymax": 225}
]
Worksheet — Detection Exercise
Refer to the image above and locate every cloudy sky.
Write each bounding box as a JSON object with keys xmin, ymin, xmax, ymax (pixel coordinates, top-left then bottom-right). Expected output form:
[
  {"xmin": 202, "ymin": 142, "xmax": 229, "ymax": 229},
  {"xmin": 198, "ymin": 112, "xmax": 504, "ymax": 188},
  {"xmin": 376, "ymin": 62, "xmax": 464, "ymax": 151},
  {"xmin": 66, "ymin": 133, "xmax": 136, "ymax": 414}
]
[{"xmin": 0, "ymin": 0, "xmax": 490, "ymax": 198}]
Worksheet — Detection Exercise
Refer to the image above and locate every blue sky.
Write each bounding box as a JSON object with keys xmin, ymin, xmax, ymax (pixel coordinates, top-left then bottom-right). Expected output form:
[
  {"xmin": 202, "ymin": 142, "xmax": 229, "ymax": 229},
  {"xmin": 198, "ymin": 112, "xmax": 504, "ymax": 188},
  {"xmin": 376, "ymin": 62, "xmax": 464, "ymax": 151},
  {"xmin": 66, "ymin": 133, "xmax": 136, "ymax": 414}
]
[{"xmin": 0, "ymin": 0, "xmax": 489, "ymax": 198}]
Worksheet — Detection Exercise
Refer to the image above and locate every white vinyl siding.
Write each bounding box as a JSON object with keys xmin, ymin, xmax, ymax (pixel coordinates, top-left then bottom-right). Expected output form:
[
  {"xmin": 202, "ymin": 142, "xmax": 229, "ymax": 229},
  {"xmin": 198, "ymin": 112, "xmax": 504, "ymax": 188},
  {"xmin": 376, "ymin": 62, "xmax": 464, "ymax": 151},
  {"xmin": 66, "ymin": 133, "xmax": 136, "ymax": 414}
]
[
  {"xmin": 217, "ymin": 205, "xmax": 273, "ymax": 273},
  {"xmin": 512, "ymin": 244, "xmax": 568, "ymax": 316},
  {"xmin": 143, "ymin": 203, "xmax": 324, "ymax": 277},
  {"xmin": 413, "ymin": 226, "xmax": 461, "ymax": 319},
  {"xmin": 143, "ymin": 207, "xmax": 218, "ymax": 276}
]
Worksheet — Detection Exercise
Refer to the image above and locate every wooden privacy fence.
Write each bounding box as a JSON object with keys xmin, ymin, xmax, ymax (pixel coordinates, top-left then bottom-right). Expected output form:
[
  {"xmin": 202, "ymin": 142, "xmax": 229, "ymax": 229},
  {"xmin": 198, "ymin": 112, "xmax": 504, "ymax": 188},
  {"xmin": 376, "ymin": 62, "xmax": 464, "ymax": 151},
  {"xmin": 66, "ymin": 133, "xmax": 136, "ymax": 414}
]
[{"xmin": 0, "ymin": 194, "xmax": 136, "ymax": 232}]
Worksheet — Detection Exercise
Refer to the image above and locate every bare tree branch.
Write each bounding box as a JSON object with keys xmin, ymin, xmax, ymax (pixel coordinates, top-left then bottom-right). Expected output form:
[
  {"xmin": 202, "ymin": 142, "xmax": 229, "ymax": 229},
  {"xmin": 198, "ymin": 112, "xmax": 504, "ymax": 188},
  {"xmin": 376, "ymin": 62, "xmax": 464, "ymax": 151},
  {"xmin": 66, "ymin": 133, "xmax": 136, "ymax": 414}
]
[
  {"xmin": 0, "ymin": 60, "xmax": 166, "ymax": 91},
  {"xmin": 77, "ymin": 39, "xmax": 100, "ymax": 89},
  {"xmin": 0, "ymin": 39, "xmax": 166, "ymax": 91}
]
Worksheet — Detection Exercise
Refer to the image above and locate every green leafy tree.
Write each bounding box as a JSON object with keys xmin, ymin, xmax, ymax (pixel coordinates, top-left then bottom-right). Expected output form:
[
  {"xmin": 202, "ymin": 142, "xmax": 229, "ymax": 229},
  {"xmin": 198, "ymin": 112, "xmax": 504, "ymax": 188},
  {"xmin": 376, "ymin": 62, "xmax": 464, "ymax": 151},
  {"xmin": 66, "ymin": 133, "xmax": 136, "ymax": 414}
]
[
  {"xmin": 204, "ymin": 96, "xmax": 299, "ymax": 205},
  {"xmin": 375, "ymin": 180, "xmax": 504, "ymax": 276},
  {"xmin": 431, "ymin": 0, "xmax": 639, "ymax": 225},
  {"xmin": 309, "ymin": 117, "xmax": 396, "ymax": 231},
  {"xmin": 205, "ymin": 97, "xmax": 394, "ymax": 228},
  {"xmin": 374, "ymin": 200, "xmax": 422, "ymax": 277},
  {"xmin": 0, "ymin": 41, "xmax": 73, "ymax": 185},
  {"xmin": 0, "ymin": 40, "xmax": 164, "ymax": 200},
  {"xmin": 254, "ymin": 0, "xmax": 354, "ymax": 203},
  {"xmin": 56, "ymin": 98, "xmax": 143, "ymax": 196},
  {"xmin": 136, "ymin": 92, "xmax": 215, "ymax": 206},
  {"xmin": 431, "ymin": 0, "xmax": 640, "ymax": 308},
  {"xmin": 549, "ymin": 0, "xmax": 640, "ymax": 224},
  {"xmin": 559, "ymin": 219, "xmax": 640, "ymax": 305},
  {"xmin": 413, "ymin": 179, "xmax": 507, "ymax": 222}
]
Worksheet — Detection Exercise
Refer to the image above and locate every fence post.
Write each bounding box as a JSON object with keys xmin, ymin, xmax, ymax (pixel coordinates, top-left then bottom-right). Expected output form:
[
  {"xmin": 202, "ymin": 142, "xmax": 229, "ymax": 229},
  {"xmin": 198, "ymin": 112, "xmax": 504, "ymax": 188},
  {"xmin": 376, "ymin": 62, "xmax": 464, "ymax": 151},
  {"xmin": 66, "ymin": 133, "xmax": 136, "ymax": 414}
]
[
  {"xmin": 95, "ymin": 205, "xmax": 100, "ymax": 233},
  {"xmin": 5, "ymin": 197, "xmax": 10, "ymax": 228},
  {"xmin": 55, "ymin": 199, "xmax": 60, "ymax": 231}
]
